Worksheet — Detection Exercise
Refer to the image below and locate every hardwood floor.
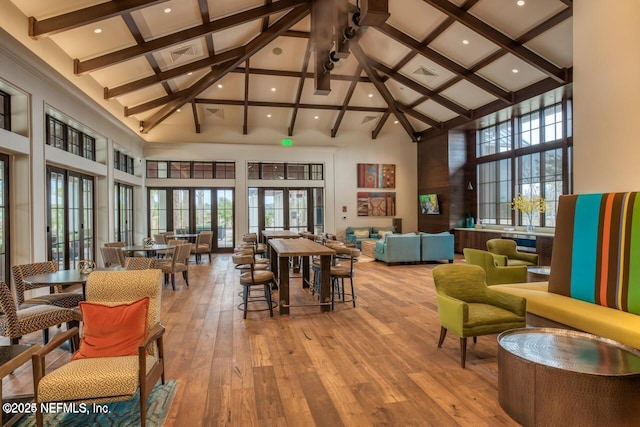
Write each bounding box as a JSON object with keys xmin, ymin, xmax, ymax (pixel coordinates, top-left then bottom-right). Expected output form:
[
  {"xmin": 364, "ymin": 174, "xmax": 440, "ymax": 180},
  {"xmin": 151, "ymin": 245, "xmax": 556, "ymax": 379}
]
[{"xmin": 3, "ymin": 255, "xmax": 518, "ymax": 426}]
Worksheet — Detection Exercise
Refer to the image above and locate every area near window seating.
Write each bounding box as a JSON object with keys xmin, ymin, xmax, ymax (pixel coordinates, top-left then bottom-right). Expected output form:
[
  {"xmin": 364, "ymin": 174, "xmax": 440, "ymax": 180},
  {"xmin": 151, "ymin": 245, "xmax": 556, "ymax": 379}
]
[{"xmin": 1, "ymin": 0, "xmax": 639, "ymax": 425}]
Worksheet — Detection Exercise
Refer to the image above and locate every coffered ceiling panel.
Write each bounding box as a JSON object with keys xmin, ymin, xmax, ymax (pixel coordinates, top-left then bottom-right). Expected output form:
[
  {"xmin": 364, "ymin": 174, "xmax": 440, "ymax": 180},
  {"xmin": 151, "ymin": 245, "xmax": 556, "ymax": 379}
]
[{"xmin": 3, "ymin": 0, "xmax": 572, "ymax": 143}]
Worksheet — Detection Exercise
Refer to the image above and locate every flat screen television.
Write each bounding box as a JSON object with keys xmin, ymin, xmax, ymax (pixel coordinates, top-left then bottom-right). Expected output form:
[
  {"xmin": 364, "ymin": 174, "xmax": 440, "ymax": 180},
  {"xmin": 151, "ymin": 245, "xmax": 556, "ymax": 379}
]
[{"xmin": 419, "ymin": 194, "xmax": 440, "ymax": 214}]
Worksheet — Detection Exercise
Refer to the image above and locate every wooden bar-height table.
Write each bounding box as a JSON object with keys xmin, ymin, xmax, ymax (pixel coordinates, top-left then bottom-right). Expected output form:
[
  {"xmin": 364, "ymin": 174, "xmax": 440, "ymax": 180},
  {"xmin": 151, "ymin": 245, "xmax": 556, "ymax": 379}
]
[
  {"xmin": 261, "ymin": 230, "xmax": 300, "ymax": 243},
  {"xmin": 268, "ymin": 238, "xmax": 335, "ymax": 314}
]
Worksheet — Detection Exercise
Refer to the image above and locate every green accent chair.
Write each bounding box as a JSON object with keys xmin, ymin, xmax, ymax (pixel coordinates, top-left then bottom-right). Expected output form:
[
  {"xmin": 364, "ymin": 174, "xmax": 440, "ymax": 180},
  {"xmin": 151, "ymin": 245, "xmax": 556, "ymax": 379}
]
[
  {"xmin": 486, "ymin": 238, "xmax": 538, "ymax": 266},
  {"xmin": 432, "ymin": 264, "xmax": 526, "ymax": 368},
  {"xmin": 463, "ymin": 248, "xmax": 528, "ymax": 285}
]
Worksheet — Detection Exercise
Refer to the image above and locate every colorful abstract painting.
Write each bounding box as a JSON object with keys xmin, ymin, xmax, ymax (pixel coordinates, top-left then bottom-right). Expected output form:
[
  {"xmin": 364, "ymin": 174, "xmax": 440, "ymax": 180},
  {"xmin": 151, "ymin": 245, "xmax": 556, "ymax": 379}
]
[
  {"xmin": 357, "ymin": 164, "xmax": 396, "ymax": 188},
  {"xmin": 357, "ymin": 192, "xmax": 396, "ymax": 216}
]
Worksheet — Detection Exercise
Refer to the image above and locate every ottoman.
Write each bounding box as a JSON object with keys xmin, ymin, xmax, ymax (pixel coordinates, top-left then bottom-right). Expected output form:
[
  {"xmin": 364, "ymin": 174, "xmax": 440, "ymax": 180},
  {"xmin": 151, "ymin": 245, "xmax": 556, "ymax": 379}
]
[{"xmin": 360, "ymin": 240, "xmax": 377, "ymax": 258}]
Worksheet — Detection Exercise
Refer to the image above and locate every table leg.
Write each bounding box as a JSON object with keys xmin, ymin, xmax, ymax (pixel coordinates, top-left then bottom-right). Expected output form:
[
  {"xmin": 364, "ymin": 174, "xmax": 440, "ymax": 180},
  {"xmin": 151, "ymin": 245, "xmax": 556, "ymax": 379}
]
[
  {"xmin": 279, "ymin": 256, "xmax": 290, "ymax": 315},
  {"xmin": 302, "ymin": 256, "xmax": 310, "ymax": 289},
  {"xmin": 270, "ymin": 244, "xmax": 278, "ymax": 283},
  {"xmin": 320, "ymin": 255, "xmax": 331, "ymax": 312}
]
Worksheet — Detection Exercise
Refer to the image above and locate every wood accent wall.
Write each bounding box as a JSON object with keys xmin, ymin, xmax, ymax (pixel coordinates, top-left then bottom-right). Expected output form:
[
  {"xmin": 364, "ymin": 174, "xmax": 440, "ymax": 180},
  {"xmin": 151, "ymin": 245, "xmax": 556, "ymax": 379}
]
[{"xmin": 417, "ymin": 130, "xmax": 468, "ymax": 233}]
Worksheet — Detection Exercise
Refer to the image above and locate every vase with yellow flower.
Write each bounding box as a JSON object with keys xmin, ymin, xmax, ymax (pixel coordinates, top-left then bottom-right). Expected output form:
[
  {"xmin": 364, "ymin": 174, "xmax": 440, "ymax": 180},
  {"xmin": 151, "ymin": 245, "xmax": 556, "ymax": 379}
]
[{"xmin": 512, "ymin": 194, "xmax": 547, "ymax": 233}]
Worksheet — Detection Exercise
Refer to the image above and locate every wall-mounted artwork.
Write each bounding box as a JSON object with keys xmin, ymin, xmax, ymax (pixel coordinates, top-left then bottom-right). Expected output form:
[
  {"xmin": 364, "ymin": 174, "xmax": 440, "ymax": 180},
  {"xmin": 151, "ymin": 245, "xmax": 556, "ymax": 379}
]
[
  {"xmin": 357, "ymin": 192, "xmax": 396, "ymax": 216},
  {"xmin": 357, "ymin": 164, "xmax": 396, "ymax": 188},
  {"xmin": 419, "ymin": 194, "xmax": 440, "ymax": 214}
]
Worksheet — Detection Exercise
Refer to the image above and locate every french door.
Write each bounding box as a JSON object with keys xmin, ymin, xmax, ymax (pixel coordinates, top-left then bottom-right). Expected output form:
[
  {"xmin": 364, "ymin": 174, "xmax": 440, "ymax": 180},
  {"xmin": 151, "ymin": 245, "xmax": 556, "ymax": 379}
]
[
  {"xmin": 148, "ymin": 187, "xmax": 234, "ymax": 252},
  {"xmin": 248, "ymin": 187, "xmax": 323, "ymax": 234},
  {"xmin": 114, "ymin": 183, "xmax": 133, "ymax": 244},
  {"xmin": 47, "ymin": 167, "xmax": 95, "ymax": 270},
  {"xmin": 0, "ymin": 154, "xmax": 9, "ymax": 282}
]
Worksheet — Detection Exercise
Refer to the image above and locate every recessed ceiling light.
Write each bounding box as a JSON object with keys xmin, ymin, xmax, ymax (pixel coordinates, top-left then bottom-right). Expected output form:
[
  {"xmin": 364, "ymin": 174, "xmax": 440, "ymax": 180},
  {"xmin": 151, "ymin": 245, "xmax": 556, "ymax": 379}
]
[
  {"xmin": 368, "ymin": 93, "xmax": 373, "ymax": 98},
  {"xmin": 187, "ymin": 72, "xmax": 193, "ymax": 76},
  {"xmin": 271, "ymin": 87, "xmax": 276, "ymax": 92},
  {"xmin": 177, "ymin": 108, "xmax": 181, "ymax": 112},
  {"xmin": 272, "ymin": 47, "xmax": 283, "ymax": 55},
  {"xmin": 164, "ymin": 7, "xmax": 172, "ymax": 13},
  {"xmin": 217, "ymin": 84, "xmax": 223, "ymax": 88},
  {"xmin": 394, "ymin": 120, "xmax": 399, "ymax": 124},
  {"xmin": 516, "ymin": 0, "xmax": 525, "ymax": 6},
  {"xmin": 267, "ymin": 114, "xmax": 272, "ymax": 118},
  {"xmin": 94, "ymin": 28, "xmax": 102, "ymax": 34},
  {"xmin": 512, "ymin": 68, "xmax": 519, "ymax": 73},
  {"xmin": 462, "ymin": 39, "xmax": 469, "ymax": 45},
  {"xmin": 314, "ymin": 116, "xmax": 319, "ymax": 120}
]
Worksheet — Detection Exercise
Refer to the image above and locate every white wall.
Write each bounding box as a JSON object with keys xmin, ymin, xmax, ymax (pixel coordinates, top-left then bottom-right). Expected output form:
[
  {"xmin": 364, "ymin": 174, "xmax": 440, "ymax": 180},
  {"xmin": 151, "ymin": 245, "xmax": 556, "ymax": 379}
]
[{"xmin": 573, "ymin": 0, "xmax": 640, "ymax": 192}]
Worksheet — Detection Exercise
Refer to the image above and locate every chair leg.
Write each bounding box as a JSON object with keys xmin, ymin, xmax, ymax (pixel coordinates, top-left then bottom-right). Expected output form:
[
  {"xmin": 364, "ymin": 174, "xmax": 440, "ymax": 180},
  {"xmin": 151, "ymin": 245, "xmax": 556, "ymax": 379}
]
[
  {"xmin": 140, "ymin": 389, "xmax": 147, "ymax": 427},
  {"xmin": 460, "ymin": 337, "xmax": 467, "ymax": 369},
  {"xmin": 473, "ymin": 336, "xmax": 477, "ymax": 344},
  {"xmin": 208, "ymin": 252, "xmax": 212, "ymax": 263},
  {"xmin": 36, "ymin": 410, "xmax": 43, "ymax": 427},
  {"xmin": 10, "ymin": 337, "xmax": 19, "ymax": 345},
  {"xmin": 184, "ymin": 271, "xmax": 189, "ymax": 287},
  {"xmin": 42, "ymin": 328, "xmax": 49, "ymax": 344},
  {"xmin": 171, "ymin": 274, "xmax": 175, "ymax": 290},
  {"xmin": 350, "ymin": 277, "xmax": 356, "ymax": 307},
  {"xmin": 437, "ymin": 326, "xmax": 447, "ymax": 348},
  {"xmin": 264, "ymin": 284, "xmax": 273, "ymax": 317},
  {"xmin": 243, "ymin": 286, "xmax": 249, "ymax": 319}
]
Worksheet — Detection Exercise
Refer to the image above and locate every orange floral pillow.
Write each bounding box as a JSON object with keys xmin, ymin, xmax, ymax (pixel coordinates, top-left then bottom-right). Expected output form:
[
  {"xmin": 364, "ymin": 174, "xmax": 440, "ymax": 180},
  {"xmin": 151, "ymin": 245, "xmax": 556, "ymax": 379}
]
[{"xmin": 72, "ymin": 297, "xmax": 149, "ymax": 360}]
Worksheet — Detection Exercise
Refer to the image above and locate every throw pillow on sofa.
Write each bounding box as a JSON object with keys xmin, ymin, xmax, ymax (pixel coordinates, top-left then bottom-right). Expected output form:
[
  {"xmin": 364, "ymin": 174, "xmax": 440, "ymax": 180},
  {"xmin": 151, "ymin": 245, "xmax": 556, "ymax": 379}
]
[
  {"xmin": 378, "ymin": 230, "xmax": 393, "ymax": 238},
  {"xmin": 354, "ymin": 229, "xmax": 370, "ymax": 238}
]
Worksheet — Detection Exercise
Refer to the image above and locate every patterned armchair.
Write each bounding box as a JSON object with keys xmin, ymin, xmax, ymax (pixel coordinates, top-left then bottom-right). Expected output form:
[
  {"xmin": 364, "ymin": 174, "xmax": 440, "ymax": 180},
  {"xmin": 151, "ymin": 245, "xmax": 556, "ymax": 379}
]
[
  {"xmin": 11, "ymin": 262, "xmax": 84, "ymax": 309},
  {"xmin": 32, "ymin": 270, "xmax": 166, "ymax": 427}
]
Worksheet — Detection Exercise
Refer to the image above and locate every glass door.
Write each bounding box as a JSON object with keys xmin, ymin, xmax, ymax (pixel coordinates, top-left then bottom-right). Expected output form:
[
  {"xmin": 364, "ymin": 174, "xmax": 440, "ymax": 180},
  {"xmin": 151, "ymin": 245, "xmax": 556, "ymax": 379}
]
[
  {"xmin": 264, "ymin": 189, "xmax": 284, "ymax": 231},
  {"xmin": 0, "ymin": 154, "xmax": 9, "ymax": 282},
  {"xmin": 149, "ymin": 189, "xmax": 168, "ymax": 235},
  {"xmin": 288, "ymin": 189, "xmax": 308, "ymax": 233},
  {"xmin": 115, "ymin": 183, "xmax": 133, "ymax": 244},
  {"xmin": 173, "ymin": 189, "xmax": 190, "ymax": 233},
  {"xmin": 48, "ymin": 169, "xmax": 66, "ymax": 270},
  {"xmin": 216, "ymin": 189, "xmax": 234, "ymax": 249}
]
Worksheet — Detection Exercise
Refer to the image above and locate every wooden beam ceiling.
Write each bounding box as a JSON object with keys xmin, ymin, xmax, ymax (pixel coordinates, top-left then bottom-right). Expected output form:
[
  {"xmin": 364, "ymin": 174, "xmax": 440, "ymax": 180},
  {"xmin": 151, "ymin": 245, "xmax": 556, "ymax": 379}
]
[
  {"xmin": 74, "ymin": 0, "xmax": 311, "ymax": 74},
  {"xmin": 372, "ymin": 111, "xmax": 391, "ymax": 139},
  {"xmin": 193, "ymin": 99, "xmax": 388, "ymax": 113},
  {"xmin": 139, "ymin": 4, "xmax": 310, "ymax": 133},
  {"xmin": 289, "ymin": 39, "xmax": 312, "ymax": 136},
  {"xmin": 422, "ymin": 0, "xmax": 569, "ymax": 83},
  {"xmin": 331, "ymin": 65, "xmax": 362, "ymax": 138},
  {"xmin": 28, "ymin": 0, "xmax": 169, "ymax": 39}
]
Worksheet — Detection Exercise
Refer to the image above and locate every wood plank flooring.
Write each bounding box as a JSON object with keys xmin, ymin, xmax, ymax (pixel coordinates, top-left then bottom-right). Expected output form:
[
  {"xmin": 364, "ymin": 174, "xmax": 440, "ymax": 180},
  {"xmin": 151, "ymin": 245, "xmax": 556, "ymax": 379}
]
[{"xmin": 2, "ymin": 255, "xmax": 519, "ymax": 426}]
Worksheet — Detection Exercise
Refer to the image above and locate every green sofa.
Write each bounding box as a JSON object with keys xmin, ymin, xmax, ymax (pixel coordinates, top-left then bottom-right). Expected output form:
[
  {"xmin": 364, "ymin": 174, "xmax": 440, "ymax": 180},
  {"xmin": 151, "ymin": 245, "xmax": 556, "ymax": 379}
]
[{"xmin": 492, "ymin": 192, "xmax": 640, "ymax": 349}]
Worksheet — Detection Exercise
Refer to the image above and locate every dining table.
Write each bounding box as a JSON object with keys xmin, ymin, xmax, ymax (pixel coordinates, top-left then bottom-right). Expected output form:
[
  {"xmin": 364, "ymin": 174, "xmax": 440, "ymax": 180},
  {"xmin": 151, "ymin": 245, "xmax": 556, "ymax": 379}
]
[
  {"xmin": 171, "ymin": 233, "xmax": 199, "ymax": 243},
  {"xmin": 261, "ymin": 230, "xmax": 301, "ymax": 243},
  {"xmin": 119, "ymin": 244, "xmax": 175, "ymax": 258},
  {"xmin": 268, "ymin": 238, "xmax": 335, "ymax": 314},
  {"xmin": 23, "ymin": 269, "xmax": 89, "ymax": 299}
]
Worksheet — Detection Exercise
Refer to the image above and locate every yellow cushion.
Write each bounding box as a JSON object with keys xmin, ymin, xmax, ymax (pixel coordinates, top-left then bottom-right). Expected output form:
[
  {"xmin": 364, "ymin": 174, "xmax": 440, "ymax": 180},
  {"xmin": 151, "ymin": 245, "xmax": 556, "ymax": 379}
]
[
  {"xmin": 37, "ymin": 355, "xmax": 157, "ymax": 402},
  {"xmin": 492, "ymin": 282, "xmax": 640, "ymax": 349}
]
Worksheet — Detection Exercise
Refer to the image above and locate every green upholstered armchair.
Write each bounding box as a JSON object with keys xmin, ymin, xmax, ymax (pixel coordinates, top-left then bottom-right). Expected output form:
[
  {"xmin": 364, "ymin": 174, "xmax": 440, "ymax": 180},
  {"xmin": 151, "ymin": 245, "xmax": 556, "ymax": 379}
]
[
  {"xmin": 486, "ymin": 238, "xmax": 538, "ymax": 266},
  {"xmin": 432, "ymin": 264, "xmax": 526, "ymax": 368},
  {"xmin": 463, "ymin": 248, "xmax": 528, "ymax": 285}
]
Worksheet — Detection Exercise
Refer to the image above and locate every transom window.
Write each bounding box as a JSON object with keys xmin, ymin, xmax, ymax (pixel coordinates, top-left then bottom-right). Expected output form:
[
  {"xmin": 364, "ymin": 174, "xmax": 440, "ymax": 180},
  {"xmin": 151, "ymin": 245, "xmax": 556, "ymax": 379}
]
[
  {"xmin": 0, "ymin": 90, "xmax": 9, "ymax": 131},
  {"xmin": 45, "ymin": 115, "xmax": 96, "ymax": 161},
  {"xmin": 247, "ymin": 162, "xmax": 323, "ymax": 180},
  {"xmin": 114, "ymin": 150, "xmax": 135, "ymax": 175},
  {"xmin": 147, "ymin": 161, "xmax": 235, "ymax": 179}
]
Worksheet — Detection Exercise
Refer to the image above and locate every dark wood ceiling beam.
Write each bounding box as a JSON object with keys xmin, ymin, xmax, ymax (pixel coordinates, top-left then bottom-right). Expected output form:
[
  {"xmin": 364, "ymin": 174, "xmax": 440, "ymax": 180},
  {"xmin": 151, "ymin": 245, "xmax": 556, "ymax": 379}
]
[
  {"xmin": 378, "ymin": 23, "xmax": 511, "ymax": 102},
  {"xmin": 139, "ymin": 5, "xmax": 310, "ymax": 133},
  {"xmin": 312, "ymin": 0, "xmax": 333, "ymax": 95},
  {"xmin": 197, "ymin": 0, "xmax": 216, "ymax": 56},
  {"xmin": 369, "ymin": 59, "xmax": 470, "ymax": 117},
  {"xmin": 231, "ymin": 67, "xmax": 371, "ymax": 82},
  {"xmin": 289, "ymin": 39, "xmax": 312, "ymax": 136},
  {"xmin": 558, "ymin": 0, "xmax": 572, "ymax": 7},
  {"xmin": 28, "ymin": 0, "xmax": 169, "ymax": 39},
  {"xmin": 106, "ymin": 47, "xmax": 244, "ymax": 99},
  {"xmin": 516, "ymin": 8, "xmax": 573, "ymax": 44},
  {"xmin": 243, "ymin": 59, "xmax": 250, "ymax": 135},
  {"xmin": 74, "ymin": 0, "xmax": 311, "ymax": 75},
  {"xmin": 417, "ymin": 72, "xmax": 572, "ymax": 140},
  {"xmin": 191, "ymin": 101, "xmax": 201, "ymax": 133},
  {"xmin": 396, "ymin": 101, "xmax": 441, "ymax": 128},
  {"xmin": 262, "ymin": 0, "xmax": 273, "ymax": 31},
  {"xmin": 283, "ymin": 30, "xmax": 310, "ymax": 38},
  {"xmin": 372, "ymin": 111, "xmax": 391, "ymax": 139},
  {"xmin": 350, "ymin": 39, "xmax": 417, "ymax": 142},
  {"xmin": 121, "ymin": 12, "xmax": 173, "ymax": 96},
  {"xmin": 193, "ymin": 99, "xmax": 388, "ymax": 113},
  {"xmin": 332, "ymin": 65, "xmax": 362, "ymax": 138},
  {"xmin": 422, "ymin": 0, "xmax": 568, "ymax": 83}
]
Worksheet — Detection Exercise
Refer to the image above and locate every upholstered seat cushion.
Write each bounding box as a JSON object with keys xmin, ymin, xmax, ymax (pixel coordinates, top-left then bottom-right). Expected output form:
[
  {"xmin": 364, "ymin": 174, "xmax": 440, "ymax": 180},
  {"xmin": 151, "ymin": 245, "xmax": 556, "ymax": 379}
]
[
  {"xmin": 25, "ymin": 292, "xmax": 84, "ymax": 308},
  {"xmin": 37, "ymin": 355, "xmax": 157, "ymax": 402},
  {"xmin": 506, "ymin": 259, "xmax": 532, "ymax": 266},
  {"xmin": 240, "ymin": 270, "xmax": 274, "ymax": 285},
  {"xmin": 236, "ymin": 263, "xmax": 269, "ymax": 271},
  {"xmin": 330, "ymin": 266, "xmax": 351, "ymax": 277},
  {"xmin": 0, "ymin": 305, "xmax": 82, "ymax": 337},
  {"xmin": 191, "ymin": 244, "xmax": 210, "ymax": 252}
]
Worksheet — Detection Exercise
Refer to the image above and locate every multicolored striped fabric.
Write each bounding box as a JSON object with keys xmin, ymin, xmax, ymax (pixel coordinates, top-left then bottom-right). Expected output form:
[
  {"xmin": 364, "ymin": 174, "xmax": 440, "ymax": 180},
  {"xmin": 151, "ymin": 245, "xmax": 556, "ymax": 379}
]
[{"xmin": 549, "ymin": 193, "xmax": 640, "ymax": 314}]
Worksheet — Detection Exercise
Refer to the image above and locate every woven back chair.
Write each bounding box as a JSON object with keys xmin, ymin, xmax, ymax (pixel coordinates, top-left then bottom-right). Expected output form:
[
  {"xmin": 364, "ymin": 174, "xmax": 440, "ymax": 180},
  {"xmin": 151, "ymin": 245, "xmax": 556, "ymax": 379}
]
[
  {"xmin": 125, "ymin": 257, "xmax": 156, "ymax": 270},
  {"xmin": 191, "ymin": 231, "xmax": 213, "ymax": 264},
  {"xmin": 11, "ymin": 262, "xmax": 83, "ymax": 309}
]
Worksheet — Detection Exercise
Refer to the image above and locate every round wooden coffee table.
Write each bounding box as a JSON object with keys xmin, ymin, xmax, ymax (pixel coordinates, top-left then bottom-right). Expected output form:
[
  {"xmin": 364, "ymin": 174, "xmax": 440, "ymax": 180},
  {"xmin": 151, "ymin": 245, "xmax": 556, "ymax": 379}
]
[{"xmin": 498, "ymin": 328, "xmax": 640, "ymax": 426}]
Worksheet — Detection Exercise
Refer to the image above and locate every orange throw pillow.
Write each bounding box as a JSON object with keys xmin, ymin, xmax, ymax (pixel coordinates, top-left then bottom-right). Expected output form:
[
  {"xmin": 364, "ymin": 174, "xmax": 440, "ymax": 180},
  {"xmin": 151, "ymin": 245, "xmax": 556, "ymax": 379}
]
[{"xmin": 72, "ymin": 297, "xmax": 150, "ymax": 360}]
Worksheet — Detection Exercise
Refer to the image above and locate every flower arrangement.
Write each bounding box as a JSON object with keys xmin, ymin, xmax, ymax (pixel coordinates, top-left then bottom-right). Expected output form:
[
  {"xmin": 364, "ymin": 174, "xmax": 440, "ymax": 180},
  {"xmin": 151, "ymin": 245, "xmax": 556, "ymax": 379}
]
[{"xmin": 512, "ymin": 194, "xmax": 546, "ymax": 231}]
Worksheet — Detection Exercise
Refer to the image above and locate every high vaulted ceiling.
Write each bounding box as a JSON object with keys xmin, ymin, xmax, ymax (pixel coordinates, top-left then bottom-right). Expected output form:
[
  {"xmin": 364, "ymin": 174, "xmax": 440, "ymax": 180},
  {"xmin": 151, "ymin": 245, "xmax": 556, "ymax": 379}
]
[{"xmin": 4, "ymin": 0, "xmax": 572, "ymax": 144}]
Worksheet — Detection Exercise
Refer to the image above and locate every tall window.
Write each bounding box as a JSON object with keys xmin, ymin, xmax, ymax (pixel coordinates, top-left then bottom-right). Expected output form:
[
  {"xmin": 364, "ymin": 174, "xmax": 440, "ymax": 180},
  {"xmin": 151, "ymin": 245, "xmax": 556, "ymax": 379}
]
[
  {"xmin": 248, "ymin": 187, "xmax": 324, "ymax": 234},
  {"xmin": 0, "ymin": 90, "xmax": 10, "ymax": 131},
  {"xmin": 0, "ymin": 154, "xmax": 10, "ymax": 282},
  {"xmin": 475, "ymin": 101, "xmax": 572, "ymax": 228},
  {"xmin": 148, "ymin": 188, "xmax": 234, "ymax": 251},
  {"xmin": 114, "ymin": 150, "xmax": 135, "ymax": 175},
  {"xmin": 114, "ymin": 183, "xmax": 133, "ymax": 243},
  {"xmin": 47, "ymin": 167, "xmax": 94, "ymax": 269},
  {"xmin": 45, "ymin": 115, "xmax": 96, "ymax": 161}
]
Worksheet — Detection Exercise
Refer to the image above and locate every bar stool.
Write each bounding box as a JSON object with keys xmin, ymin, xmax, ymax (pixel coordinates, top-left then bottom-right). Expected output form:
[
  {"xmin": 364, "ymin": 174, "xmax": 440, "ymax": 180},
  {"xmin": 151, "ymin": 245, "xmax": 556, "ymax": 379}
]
[
  {"xmin": 232, "ymin": 254, "xmax": 276, "ymax": 319},
  {"xmin": 242, "ymin": 233, "xmax": 267, "ymax": 258},
  {"xmin": 330, "ymin": 247, "xmax": 360, "ymax": 310}
]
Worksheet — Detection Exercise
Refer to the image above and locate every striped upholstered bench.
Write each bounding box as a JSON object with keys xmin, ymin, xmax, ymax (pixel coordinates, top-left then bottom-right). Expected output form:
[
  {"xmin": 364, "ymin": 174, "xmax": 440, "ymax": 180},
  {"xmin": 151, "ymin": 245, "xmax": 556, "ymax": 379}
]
[{"xmin": 493, "ymin": 192, "xmax": 640, "ymax": 349}]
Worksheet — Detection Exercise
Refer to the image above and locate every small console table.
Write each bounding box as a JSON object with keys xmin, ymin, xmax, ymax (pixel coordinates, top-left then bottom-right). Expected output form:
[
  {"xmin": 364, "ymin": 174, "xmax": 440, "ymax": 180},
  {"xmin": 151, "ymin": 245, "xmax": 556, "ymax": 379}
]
[{"xmin": 498, "ymin": 328, "xmax": 640, "ymax": 426}]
